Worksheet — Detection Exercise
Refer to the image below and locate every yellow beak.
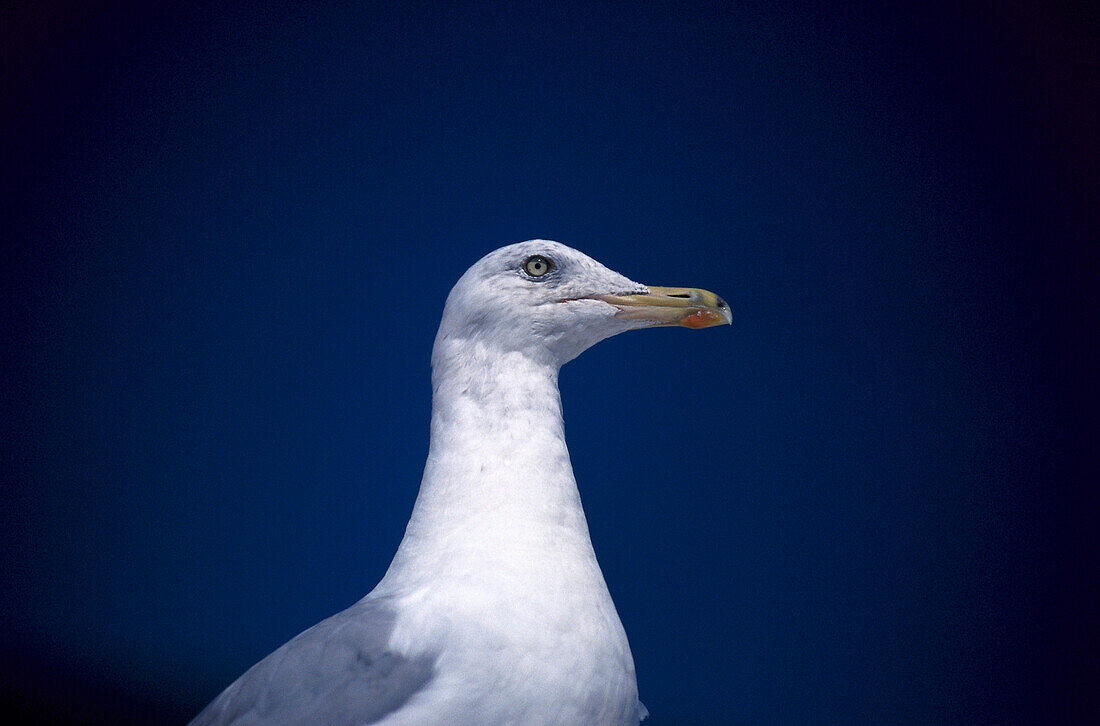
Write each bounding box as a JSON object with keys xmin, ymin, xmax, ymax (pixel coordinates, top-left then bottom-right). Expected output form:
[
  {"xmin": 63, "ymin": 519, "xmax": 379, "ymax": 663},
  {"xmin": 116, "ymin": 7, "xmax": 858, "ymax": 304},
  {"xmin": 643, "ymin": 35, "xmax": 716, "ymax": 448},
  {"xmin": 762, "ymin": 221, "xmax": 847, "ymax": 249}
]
[{"xmin": 594, "ymin": 286, "xmax": 732, "ymax": 329}]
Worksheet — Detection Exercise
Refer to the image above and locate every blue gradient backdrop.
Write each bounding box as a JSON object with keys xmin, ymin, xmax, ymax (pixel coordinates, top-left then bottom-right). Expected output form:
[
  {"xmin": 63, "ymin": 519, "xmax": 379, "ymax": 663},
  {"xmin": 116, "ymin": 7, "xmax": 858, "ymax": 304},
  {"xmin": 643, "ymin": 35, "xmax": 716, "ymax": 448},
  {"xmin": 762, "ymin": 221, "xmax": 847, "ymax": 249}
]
[{"xmin": 4, "ymin": 2, "xmax": 1091, "ymax": 724}]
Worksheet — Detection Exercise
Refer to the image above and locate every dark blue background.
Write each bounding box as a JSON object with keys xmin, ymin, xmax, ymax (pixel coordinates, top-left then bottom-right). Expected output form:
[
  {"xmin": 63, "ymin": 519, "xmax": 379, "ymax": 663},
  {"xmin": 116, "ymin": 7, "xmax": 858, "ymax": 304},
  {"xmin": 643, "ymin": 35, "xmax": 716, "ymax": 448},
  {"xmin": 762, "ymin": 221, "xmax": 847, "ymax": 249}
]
[{"xmin": 3, "ymin": 1, "xmax": 1092, "ymax": 723}]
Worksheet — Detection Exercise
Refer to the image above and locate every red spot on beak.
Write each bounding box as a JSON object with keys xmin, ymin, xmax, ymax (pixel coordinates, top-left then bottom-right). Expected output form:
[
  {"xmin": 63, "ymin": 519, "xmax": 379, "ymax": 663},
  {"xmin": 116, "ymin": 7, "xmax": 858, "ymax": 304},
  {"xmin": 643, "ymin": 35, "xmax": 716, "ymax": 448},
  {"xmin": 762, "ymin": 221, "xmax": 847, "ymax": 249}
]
[{"xmin": 681, "ymin": 310, "xmax": 724, "ymax": 329}]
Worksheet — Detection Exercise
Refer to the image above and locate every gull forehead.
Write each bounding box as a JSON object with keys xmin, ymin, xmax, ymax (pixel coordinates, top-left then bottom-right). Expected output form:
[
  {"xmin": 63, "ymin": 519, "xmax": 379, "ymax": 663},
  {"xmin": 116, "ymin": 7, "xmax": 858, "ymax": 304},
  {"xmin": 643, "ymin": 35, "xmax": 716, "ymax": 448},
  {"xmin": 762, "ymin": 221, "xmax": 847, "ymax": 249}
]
[{"xmin": 461, "ymin": 239, "xmax": 647, "ymax": 293}]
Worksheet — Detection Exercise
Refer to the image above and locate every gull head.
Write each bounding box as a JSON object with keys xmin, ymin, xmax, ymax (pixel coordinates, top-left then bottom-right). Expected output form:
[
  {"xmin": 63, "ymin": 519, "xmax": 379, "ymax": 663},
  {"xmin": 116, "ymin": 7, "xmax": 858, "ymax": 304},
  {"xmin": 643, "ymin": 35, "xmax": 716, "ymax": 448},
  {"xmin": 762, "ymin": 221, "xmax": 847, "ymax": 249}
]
[{"xmin": 435, "ymin": 239, "xmax": 731, "ymax": 366}]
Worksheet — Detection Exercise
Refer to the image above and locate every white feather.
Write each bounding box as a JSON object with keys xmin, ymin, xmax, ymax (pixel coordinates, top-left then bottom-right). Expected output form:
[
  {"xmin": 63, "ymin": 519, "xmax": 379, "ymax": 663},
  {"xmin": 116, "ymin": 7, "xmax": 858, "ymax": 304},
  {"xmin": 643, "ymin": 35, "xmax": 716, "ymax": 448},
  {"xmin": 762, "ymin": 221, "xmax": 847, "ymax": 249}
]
[{"xmin": 194, "ymin": 241, "xmax": 665, "ymax": 725}]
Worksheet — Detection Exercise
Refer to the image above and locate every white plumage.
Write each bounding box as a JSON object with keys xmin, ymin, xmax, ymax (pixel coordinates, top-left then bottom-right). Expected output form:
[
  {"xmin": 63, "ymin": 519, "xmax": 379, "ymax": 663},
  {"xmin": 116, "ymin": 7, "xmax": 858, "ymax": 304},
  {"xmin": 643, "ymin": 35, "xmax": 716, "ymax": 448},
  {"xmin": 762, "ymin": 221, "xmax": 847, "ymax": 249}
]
[{"xmin": 192, "ymin": 240, "xmax": 730, "ymax": 725}]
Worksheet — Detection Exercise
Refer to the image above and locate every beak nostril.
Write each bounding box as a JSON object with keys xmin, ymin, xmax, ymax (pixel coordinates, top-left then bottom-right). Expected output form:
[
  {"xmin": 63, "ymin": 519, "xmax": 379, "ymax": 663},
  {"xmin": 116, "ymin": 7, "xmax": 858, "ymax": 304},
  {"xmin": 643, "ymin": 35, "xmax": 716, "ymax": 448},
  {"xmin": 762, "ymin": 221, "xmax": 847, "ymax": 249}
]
[{"xmin": 665, "ymin": 293, "xmax": 692, "ymax": 299}]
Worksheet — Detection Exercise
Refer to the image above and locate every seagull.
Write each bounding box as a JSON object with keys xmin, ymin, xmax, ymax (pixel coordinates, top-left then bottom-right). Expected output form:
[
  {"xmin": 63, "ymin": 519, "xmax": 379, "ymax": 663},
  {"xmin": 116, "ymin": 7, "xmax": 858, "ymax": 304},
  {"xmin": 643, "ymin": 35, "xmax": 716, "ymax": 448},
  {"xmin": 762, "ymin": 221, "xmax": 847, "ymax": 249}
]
[{"xmin": 192, "ymin": 240, "xmax": 731, "ymax": 725}]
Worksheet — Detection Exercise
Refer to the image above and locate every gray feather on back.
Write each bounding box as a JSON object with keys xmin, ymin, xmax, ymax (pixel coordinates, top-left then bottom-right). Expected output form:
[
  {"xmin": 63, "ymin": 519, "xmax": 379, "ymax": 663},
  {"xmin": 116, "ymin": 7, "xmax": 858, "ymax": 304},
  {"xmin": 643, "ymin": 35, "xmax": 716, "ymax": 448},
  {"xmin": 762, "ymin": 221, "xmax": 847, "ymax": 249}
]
[{"xmin": 190, "ymin": 599, "xmax": 435, "ymax": 726}]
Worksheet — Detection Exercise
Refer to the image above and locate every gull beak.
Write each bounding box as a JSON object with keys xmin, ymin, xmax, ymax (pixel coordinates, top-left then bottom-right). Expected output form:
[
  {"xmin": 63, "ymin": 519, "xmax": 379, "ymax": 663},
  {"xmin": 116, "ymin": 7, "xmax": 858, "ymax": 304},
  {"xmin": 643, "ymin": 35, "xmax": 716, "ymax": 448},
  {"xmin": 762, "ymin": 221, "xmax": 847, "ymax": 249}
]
[{"xmin": 594, "ymin": 286, "xmax": 732, "ymax": 329}]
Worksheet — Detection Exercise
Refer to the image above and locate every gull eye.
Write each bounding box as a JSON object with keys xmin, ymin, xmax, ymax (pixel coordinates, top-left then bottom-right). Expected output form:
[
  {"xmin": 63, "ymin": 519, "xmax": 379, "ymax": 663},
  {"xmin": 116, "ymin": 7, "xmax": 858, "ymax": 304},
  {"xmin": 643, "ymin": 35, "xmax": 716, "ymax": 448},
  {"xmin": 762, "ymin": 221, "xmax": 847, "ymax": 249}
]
[{"xmin": 522, "ymin": 255, "xmax": 554, "ymax": 278}]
